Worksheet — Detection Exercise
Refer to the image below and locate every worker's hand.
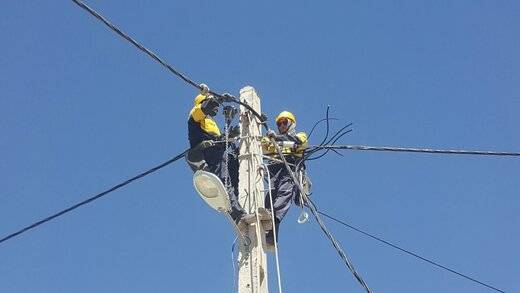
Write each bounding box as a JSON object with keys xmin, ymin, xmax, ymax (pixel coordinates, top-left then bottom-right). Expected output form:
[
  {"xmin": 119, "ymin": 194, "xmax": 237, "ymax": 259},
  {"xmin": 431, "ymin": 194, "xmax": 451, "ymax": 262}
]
[
  {"xmin": 221, "ymin": 93, "xmax": 235, "ymax": 102},
  {"xmin": 199, "ymin": 83, "xmax": 210, "ymax": 95},
  {"xmin": 229, "ymin": 125, "xmax": 240, "ymax": 138},
  {"xmin": 267, "ymin": 130, "xmax": 277, "ymax": 139},
  {"xmin": 200, "ymin": 140, "xmax": 215, "ymax": 149}
]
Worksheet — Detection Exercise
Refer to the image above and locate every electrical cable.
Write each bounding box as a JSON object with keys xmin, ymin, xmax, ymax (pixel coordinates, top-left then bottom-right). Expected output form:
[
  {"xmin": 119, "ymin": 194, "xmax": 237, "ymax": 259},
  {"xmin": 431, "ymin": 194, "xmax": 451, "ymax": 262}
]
[
  {"xmin": 69, "ymin": 2, "xmax": 514, "ymax": 291},
  {"xmin": 316, "ymin": 106, "xmax": 332, "ymax": 147},
  {"xmin": 71, "ymin": 0, "xmax": 267, "ymax": 126},
  {"xmin": 296, "ymin": 110, "xmax": 350, "ymax": 169},
  {"xmin": 71, "ymin": 0, "xmax": 198, "ymax": 89},
  {"xmin": 303, "ymin": 124, "xmax": 353, "ymax": 162},
  {"xmin": 269, "ymin": 138, "xmax": 372, "ymax": 292},
  {"xmin": 307, "ymin": 117, "xmax": 339, "ymax": 140},
  {"xmin": 305, "ymin": 128, "xmax": 353, "ymax": 161},
  {"xmin": 306, "ymin": 198, "xmax": 372, "ymax": 292},
  {"xmin": 300, "ymin": 115, "xmax": 509, "ymax": 292},
  {"xmin": 317, "ymin": 210, "xmax": 506, "ymax": 293},
  {"xmin": 312, "ymin": 144, "xmax": 520, "ymax": 157},
  {"xmin": 0, "ymin": 149, "xmax": 188, "ymax": 245}
]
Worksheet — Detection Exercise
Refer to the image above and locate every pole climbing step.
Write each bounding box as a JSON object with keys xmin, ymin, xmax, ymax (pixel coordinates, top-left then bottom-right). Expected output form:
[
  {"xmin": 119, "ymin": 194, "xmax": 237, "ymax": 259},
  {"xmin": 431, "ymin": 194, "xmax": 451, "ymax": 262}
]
[{"xmin": 238, "ymin": 207, "xmax": 273, "ymax": 232}]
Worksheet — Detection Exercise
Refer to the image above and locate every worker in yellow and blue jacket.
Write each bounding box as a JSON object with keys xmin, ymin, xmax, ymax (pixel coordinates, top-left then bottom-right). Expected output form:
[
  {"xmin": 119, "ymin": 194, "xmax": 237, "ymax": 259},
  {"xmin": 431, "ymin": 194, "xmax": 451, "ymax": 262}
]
[
  {"xmin": 262, "ymin": 111, "xmax": 309, "ymax": 247},
  {"xmin": 186, "ymin": 84, "xmax": 245, "ymax": 223}
]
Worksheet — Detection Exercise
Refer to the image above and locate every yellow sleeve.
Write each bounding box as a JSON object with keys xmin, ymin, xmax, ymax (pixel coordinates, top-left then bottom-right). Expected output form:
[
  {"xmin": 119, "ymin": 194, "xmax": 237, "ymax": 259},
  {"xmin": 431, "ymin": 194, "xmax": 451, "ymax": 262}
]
[
  {"xmin": 261, "ymin": 137, "xmax": 276, "ymax": 154},
  {"xmin": 189, "ymin": 105, "xmax": 206, "ymax": 122},
  {"xmin": 295, "ymin": 132, "xmax": 309, "ymax": 151}
]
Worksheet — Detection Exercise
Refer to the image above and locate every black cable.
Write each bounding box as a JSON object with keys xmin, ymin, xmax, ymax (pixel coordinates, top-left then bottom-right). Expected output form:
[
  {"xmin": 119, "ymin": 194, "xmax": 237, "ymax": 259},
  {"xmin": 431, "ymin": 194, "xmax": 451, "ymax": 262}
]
[
  {"xmin": 69, "ymin": 3, "xmax": 510, "ymax": 290},
  {"xmin": 307, "ymin": 117, "xmax": 339, "ymax": 140},
  {"xmin": 317, "ymin": 211, "xmax": 506, "ymax": 293},
  {"xmin": 0, "ymin": 149, "xmax": 188, "ymax": 245},
  {"xmin": 71, "ymin": 0, "xmax": 199, "ymax": 89},
  {"xmin": 323, "ymin": 123, "xmax": 353, "ymax": 146},
  {"xmin": 305, "ymin": 128, "xmax": 353, "ymax": 161},
  {"xmin": 297, "ymin": 109, "xmax": 351, "ymax": 168},
  {"xmin": 270, "ymin": 138, "xmax": 372, "ymax": 292},
  {"xmin": 312, "ymin": 145, "xmax": 520, "ymax": 157},
  {"xmin": 306, "ymin": 198, "xmax": 372, "ymax": 293},
  {"xmin": 296, "ymin": 110, "xmax": 338, "ymax": 170},
  {"xmin": 71, "ymin": 0, "xmax": 267, "ymax": 127},
  {"xmin": 303, "ymin": 123, "xmax": 353, "ymax": 161},
  {"xmin": 315, "ymin": 106, "xmax": 332, "ymax": 147}
]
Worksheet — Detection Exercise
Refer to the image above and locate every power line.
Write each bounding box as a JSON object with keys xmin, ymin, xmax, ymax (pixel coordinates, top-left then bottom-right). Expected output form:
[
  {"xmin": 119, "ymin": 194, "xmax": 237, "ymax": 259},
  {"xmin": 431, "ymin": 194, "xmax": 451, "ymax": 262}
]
[
  {"xmin": 317, "ymin": 210, "xmax": 506, "ymax": 293},
  {"xmin": 70, "ymin": 0, "xmax": 267, "ymax": 126},
  {"xmin": 71, "ymin": 0, "xmax": 200, "ymax": 89},
  {"xmin": 312, "ymin": 144, "xmax": 520, "ymax": 157},
  {"xmin": 68, "ymin": 2, "xmax": 513, "ymax": 291},
  {"xmin": 0, "ymin": 149, "xmax": 188, "ymax": 245},
  {"xmin": 270, "ymin": 138, "xmax": 372, "ymax": 292},
  {"xmin": 306, "ymin": 198, "xmax": 372, "ymax": 293}
]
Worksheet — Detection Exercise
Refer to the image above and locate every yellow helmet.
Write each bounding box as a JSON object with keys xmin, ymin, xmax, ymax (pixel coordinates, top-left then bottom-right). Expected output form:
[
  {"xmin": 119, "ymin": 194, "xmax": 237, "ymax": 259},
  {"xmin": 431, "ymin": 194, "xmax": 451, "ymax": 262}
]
[
  {"xmin": 276, "ymin": 111, "xmax": 296, "ymax": 124},
  {"xmin": 194, "ymin": 94, "xmax": 208, "ymax": 106}
]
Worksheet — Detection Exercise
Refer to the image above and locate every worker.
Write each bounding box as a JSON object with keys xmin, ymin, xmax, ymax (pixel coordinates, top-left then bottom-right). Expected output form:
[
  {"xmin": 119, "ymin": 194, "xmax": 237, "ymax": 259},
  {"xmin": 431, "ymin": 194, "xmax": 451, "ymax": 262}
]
[
  {"xmin": 186, "ymin": 84, "xmax": 246, "ymax": 224},
  {"xmin": 262, "ymin": 110, "xmax": 309, "ymax": 247}
]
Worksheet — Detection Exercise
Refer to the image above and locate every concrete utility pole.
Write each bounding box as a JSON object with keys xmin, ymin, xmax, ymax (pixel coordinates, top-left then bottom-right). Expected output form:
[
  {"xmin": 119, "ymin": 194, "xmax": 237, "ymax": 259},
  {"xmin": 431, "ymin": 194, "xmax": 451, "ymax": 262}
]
[{"xmin": 237, "ymin": 86, "xmax": 270, "ymax": 293}]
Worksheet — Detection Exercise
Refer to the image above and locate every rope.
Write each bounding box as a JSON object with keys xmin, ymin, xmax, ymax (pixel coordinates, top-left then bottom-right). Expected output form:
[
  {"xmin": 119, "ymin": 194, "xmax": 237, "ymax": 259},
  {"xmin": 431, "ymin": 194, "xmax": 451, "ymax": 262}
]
[
  {"xmin": 269, "ymin": 138, "xmax": 372, "ymax": 292},
  {"xmin": 0, "ymin": 149, "xmax": 188, "ymax": 245},
  {"xmin": 262, "ymin": 164, "xmax": 283, "ymax": 293},
  {"xmin": 312, "ymin": 144, "xmax": 520, "ymax": 157},
  {"xmin": 231, "ymin": 238, "xmax": 238, "ymax": 292},
  {"xmin": 223, "ymin": 115, "xmax": 231, "ymax": 191}
]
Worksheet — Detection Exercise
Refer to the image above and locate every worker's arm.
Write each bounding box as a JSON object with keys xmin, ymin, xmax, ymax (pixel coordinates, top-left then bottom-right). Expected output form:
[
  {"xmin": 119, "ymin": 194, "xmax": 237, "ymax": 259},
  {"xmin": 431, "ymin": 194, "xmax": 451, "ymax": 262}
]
[
  {"xmin": 295, "ymin": 132, "xmax": 309, "ymax": 152},
  {"xmin": 190, "ymin": 104, "xmax": 206, "ymax": 122}
]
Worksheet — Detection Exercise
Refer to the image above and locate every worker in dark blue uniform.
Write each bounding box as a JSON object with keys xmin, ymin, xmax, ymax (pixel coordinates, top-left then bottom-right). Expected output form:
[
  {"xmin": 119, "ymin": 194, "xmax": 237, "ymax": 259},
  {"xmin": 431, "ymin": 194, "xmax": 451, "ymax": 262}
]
[
  {"xmin": 262, "ymin": 111, "xmax": 309, "ymax": 247},
  {"xmin": 186, "ymin": 84, "xmax": 245, "ymax": 223}
]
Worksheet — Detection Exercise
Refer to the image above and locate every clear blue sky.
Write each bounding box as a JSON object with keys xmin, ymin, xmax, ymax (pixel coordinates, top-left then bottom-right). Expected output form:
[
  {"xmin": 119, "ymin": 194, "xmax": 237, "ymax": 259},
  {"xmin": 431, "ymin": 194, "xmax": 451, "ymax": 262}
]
[{"xmin": 1, "ymin": 1, "xmax": 519, "ymax": 292}]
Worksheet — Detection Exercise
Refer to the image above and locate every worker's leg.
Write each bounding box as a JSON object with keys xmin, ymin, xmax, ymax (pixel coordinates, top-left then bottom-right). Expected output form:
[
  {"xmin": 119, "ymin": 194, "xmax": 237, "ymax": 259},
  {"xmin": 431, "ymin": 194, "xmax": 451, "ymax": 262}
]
[
  {"xmin": 265, "ymin": 170, "xmax": 297, "ymax": 244},
  {"xmin": 189, "ymin": 145, "xmax": 246, "ymax": 223},
  {"xmin": 220, "ymin": 152, "xmax": 245, "ymax": 223},
  {"xmin": 270, "ymin": 174, "xmax": 296, "ymax": 223},
  {"xmin": 185, "ymin": 148, "xmax": 208, "ymax": 172}
]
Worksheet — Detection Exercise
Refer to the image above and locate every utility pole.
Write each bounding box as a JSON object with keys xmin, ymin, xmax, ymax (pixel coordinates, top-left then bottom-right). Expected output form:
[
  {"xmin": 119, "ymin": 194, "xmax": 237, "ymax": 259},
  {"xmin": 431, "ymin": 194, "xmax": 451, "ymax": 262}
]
[{"xmin": 237, "ymin": 86, "xmax": 270, "ymax": 293}]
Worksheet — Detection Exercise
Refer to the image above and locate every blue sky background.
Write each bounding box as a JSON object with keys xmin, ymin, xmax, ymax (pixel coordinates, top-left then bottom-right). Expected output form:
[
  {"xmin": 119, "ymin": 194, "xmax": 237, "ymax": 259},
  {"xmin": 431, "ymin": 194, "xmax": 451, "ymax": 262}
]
[{"xmin": 1, "ymin": 1, "xmax": 519, "ymax": 292}]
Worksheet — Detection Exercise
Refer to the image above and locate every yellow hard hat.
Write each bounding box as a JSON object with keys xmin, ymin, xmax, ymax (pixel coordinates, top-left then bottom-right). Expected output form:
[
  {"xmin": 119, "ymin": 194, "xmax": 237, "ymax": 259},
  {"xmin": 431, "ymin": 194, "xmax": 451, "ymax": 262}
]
[
  {"xmin": 276, "ymin": 111, "xmax": 296, "ymax": 124},
  {"xmin": 194, "ymin": 94, "xmax": 207, "ymax": 106}
]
